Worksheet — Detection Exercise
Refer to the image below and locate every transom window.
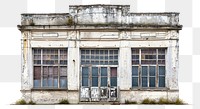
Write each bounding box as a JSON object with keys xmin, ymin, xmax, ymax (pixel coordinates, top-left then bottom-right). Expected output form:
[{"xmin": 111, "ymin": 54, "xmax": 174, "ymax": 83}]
[
  {"xmin": 33, "ymin": 48, "xmax": 67, "ymax": 89},
  {"xmin": 132, "ymin": 48, "xmax": 166, "ymax": 89},
  {"xmin": 81, "ymin": 49, "xmax": 118, "ymax": 65}
]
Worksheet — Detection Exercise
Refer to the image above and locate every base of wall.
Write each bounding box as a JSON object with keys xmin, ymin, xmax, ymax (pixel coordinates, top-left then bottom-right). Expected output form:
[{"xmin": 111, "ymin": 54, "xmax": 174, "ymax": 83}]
[
  {"xmin": 120, "ymin": 90, "xmax": 179, "ymax": 103},
  {"xmin": 21, "ymin": 90, "xmax": 79, "ymax": 104},
  {"xmin": 21, "ymin": 90, "xmax": 179, "ymax": 104}
]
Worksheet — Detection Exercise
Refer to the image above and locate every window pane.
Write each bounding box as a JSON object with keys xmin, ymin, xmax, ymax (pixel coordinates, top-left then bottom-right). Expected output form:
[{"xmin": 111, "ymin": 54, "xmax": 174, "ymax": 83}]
[
  {"xmin": 82, "ymin": 67, "xmax": 89, "ymax": 76},
  {"xmin": 92, "ymin": 67, "xmax": 98, "ymax": 76},
  {"xmin": 149, "ymin": 66, "xmax": 156, "ymax": 76},
  {"xmin": 132, "ymin": 66, "xmax": 138, "ymax": 76},
  {"xmin": 159, "ymin": 76, "xmax": 165, "ymax": 87},
  {"xmin": 48, "ymin": 78, "xmax": 53, "ymax": 87},
  {"xmin": 43, "ymin": 67, "xmax": 48, "ymax": 76},
  {"xmin": 142, "ymin": 77, "xmax": 148, "ymax": 87},
  {"xmin": 60, "ymin": 66, "xmax": 67, "ymax": 76},
  {"xmin": 53, "ymin": 66, "xmax": 58, "ymax": 75},
  {"xmin": 43, "ymin": 78, "xmax": 48, "ymax": 87},
  {"xmin": 142, "ymin": 66, "xmax": 148, "ymax": 76},
  {"xmin": 101, "ymin": 67, "xmax": 107, "ymax": 76},
  {"xmin": 92, "ymin": 77, "xmax": 98, "ymax": 87},
  {"xmin": 132, "ymin": 77, "xmax": 138, "ymax": 87},
  {"xmin": 111, "ymin": 77, "xmax": 117, "ymax": 86},
  {"xmin": 48, "ymin": 67, "xmax": 53, "ymax": 76},
  {"xmin": 34, "ymin": 80, "xmax": 40, "ymax": 87},
  {"xmin": 60, "ymin": 77, "xmax": 67, "ymax": 88},
  {"xmin": 82, "ymin": 77, "xmax": 88, "ymax": 86},
  {"xmin": 111, "ymin": 67, "xmax": 117, "ymax": 77},
  {"xmin": 34, "ymin": 66, "xmax": 41, "ymax": 80},
  {"xmin": 149, "ymin": 77, "xmax": 155, "ymax": 87},
  {"xmin": 101, "ymin": 77, "xmax": 107, "ymax": 86},
  {"xmin": 158, "ymin": 55, "xmax": 165, "ymax": 59},
  {"xmin": 159, "ymin": 66, "xmax": 165, "ymax": 75},
  {"xmin": 54, "ymin": 78, "xmax": 58, "ymax": 88}
]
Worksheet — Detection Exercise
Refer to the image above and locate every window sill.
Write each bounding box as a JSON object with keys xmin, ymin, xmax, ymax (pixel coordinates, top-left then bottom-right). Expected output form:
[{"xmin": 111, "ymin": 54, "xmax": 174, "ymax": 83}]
[
  {"xmin": 31, "ymin": 88, "xmax": 68, "ymax": 91},
  {"xmin": 130, "ymin": 87, "xmax": 177, "ymax": 91}
]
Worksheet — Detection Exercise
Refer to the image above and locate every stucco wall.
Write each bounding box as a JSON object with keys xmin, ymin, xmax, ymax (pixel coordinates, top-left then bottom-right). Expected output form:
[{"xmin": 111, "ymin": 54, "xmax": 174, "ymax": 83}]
[{"xmin": 18, "ymin": 4, "xmax": 181, "ymax": 104}]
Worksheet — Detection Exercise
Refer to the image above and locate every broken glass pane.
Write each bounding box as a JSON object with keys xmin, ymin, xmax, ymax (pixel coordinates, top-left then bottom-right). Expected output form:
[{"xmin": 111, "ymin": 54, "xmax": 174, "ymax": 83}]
[
  {"xmin": 100, "ymin": 88, "xmax": 107, "ymax": 97},
  {"xmin": 110, "ymin": 88, "xmax": 117, "ymax": 97}
]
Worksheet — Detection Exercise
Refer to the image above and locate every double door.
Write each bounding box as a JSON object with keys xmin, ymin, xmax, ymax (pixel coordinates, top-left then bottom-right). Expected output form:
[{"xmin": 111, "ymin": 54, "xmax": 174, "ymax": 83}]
[{"xmin": 80, "ymin": 66, "xmax": 118, "ymax": 101}]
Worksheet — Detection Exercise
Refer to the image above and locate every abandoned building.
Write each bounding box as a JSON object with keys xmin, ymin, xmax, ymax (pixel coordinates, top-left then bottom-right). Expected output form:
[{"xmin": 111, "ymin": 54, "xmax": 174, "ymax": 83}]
[{"xmin": 17, "ymin": 4, "xmax": 182, "ymax": 104}]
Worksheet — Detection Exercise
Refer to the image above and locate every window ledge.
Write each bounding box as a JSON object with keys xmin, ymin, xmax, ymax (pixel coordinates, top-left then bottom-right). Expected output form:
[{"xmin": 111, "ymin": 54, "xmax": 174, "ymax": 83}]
[
  {"xmin": 130, "ymin": 88, "xmax": 178, "ymax": 91},
  {"xmin": 31, "ymin": 88, "xmax": 68, "ymax": 91}
]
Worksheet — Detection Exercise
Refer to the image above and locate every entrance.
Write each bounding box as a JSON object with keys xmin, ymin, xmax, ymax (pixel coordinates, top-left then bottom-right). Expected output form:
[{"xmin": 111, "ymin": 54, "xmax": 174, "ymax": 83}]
[
  {"xmin": 80, "ymin": 66, "xmax": 118, "ymax": 101},
  {"xmin": 79, "ymin": 49, "xmax": 119, "ymax": 102}
]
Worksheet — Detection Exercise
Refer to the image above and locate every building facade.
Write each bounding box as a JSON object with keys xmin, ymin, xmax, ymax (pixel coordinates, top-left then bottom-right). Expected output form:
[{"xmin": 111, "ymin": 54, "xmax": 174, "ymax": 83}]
[{"xmin": 18, "ymin": 5, "xmax": 182, "ymax": 104}]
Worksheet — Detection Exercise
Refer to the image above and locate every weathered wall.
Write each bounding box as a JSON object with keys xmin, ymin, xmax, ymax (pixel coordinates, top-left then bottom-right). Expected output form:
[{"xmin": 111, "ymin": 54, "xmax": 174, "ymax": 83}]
[
  {"xmin": 20, "ymin": 5, "xmax": 181, "ymax": 27},
  {"xmin": 20, "ymin": 30, "xmax": 179, "ymax": 103},
  {"xmin": 120, "ymin": 91, "xmax": 179, "ymax": 103},
  {"xmin": 21, "ymin": 90, "xmax": 79, "ymax": 104},
  {"xmin": 19, "ymin": 4, "xmax": 181, "ymax": 104}
]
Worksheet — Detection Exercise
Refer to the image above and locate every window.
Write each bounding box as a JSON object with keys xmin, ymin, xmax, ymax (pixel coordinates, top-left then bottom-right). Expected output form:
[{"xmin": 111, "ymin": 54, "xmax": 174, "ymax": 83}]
[
  {"xmin": 132, "ymin": 48, "xmax": 166, "ymax": 88},
  {"xmin": 81, "ymin": 49, "xmax": 118, "ymax": 65},
  {"xmin": 33, "ymin": 48, "xmax": 67, "ymax": 89}
]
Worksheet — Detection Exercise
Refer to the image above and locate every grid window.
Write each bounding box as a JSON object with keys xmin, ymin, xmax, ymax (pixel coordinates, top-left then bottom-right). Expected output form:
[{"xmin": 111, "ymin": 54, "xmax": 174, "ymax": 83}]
[
  {"xmin": 81, "ymin": 49, "xmax": 118, "ymax": 65},
  {"xmin": 132, "ymin": 48, "xmax": 166, "ymax": 89},
  {"xmin": 81, "ymin": 49, "xmax": 118, "ymax": 89},
  {"xmin": 33, "ymin": 48, "xmax": 67, "ymax": 89}
]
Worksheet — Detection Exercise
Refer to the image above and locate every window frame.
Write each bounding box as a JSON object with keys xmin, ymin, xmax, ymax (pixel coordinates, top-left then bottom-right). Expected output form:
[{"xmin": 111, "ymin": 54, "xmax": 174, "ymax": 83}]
[
  {"xmin": 32, "ymin": 48, "xmax": 68, "ymax": 89},
  {"xmin": 131, "ymin": 48, "xmax": 167, "ymax": 90}
]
